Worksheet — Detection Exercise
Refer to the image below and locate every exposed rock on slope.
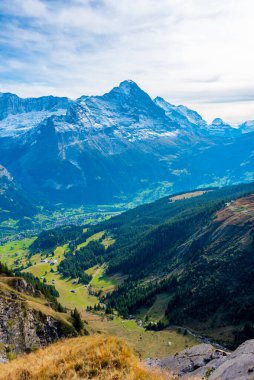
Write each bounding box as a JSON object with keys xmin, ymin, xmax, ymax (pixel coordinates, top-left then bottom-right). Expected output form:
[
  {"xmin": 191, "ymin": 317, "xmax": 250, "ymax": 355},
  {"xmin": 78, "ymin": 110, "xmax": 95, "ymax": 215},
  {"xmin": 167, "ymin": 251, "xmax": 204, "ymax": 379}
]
[
  {"xmin": 0, "ymin": 277, "xmax": 76, "ymax": 362},
  {"xmin": 209, "ymin": 339, "xmax": 254, "ymax": 380},
  {"xmin": 148, "ymin": 339, "xmax": 254, "ymax": 379},
  {"xmin": 0, "ymin": 164, "xmax": 35, "ymax": 220},
  {"xmin": 0, "ymin": 93, "xmax": 69, "ymax": 121}
]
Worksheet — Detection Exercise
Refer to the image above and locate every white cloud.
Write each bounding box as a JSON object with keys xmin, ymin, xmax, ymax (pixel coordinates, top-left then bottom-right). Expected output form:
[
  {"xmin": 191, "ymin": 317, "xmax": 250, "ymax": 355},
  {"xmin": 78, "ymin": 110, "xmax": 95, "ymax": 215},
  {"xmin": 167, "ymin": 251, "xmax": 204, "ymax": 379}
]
[{"xmin": 0, "ymin": 0, "xmax": 254, "ymax": 123}]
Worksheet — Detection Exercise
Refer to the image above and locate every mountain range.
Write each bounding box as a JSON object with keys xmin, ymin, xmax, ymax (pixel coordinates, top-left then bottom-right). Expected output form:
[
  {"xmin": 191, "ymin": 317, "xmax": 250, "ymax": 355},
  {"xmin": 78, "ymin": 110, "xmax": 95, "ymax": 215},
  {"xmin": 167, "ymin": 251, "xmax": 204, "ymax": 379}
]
[{"xmin": 0, "ymin": 80, "xmax": 253, "ymax": 209}]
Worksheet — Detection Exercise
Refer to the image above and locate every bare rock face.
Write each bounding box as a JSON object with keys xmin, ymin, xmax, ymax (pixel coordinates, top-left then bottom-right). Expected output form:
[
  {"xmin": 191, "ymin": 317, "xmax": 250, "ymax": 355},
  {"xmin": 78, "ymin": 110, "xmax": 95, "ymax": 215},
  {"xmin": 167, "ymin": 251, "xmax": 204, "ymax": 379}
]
[
  {"xmin": 147, "ymin": 344, "xmax": 227, "ymax": 377},
  {"xmin": 12, "ymin": 278, "xmax": 42, "ymax": 298},
  {"xmin": 0, "ymin": 286, "xmax": 75, "ymax": 363},
  {"xmin": 209, "ymin": 339, "xmax": 254, "ymax": 380},
  {"xmin": 147, "ymin": 340, "xmax": 254, "ymax": 379}
]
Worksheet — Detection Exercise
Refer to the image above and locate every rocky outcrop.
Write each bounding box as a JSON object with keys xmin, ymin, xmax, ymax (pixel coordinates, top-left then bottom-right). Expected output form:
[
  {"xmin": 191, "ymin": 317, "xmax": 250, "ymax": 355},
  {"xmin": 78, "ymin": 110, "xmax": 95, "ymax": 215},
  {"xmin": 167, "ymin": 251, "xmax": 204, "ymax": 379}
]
[
  {"xmin": 12, "ymin": 278, "xmax": 41, "ymax": 297},
  {"xmin": 0, "ymin": 93, "xmax": 69, "ymax": 120},
  {"xmin": 0, "ymin": 282, "xmax": 75, "ymax": 363},
  {"xmin": 209, "ymin": 339, "xmax": 254, "ymax": 380},
  {"xmin": 147, "ymin": 340, "xmax": 254, "ymax": 379},
  {"xmin": 0, "ymin": 164, "xmax": 35, "ymax": 219}
]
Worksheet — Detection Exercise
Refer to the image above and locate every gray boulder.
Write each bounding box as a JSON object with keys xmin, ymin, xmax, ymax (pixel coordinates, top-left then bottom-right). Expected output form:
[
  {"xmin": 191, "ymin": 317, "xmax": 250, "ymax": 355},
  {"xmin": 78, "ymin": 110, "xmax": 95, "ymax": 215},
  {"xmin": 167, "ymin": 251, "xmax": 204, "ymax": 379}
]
[
  {"xmin": 147, "ymin": 340, "xmax": 254, "ymax": 379},
  {"xmin": 147, "ymin": 343, "xmax": 228, "ymax": 377},
  {"xmin": 210, "ymin": 339, "xmax": 254, "ymax": 380}
]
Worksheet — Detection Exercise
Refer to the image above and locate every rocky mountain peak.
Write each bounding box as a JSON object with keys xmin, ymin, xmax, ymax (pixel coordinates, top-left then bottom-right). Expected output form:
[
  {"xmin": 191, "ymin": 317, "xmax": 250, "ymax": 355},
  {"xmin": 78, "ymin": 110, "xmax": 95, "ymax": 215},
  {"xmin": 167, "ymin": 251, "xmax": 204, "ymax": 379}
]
[
  {"xmin": 238, "ymin": 120, "xmax": 254, "ymax": 134},
  {"xmin": 119, "ymin": 79, "xmax": 140, "ymax": 90},
  {"xmin": 0, "ymin": 92, "xmax": 70, "ymax": 122},
  {"xmin": 207, "ymin": 117, "xmax": 239, "ymax": 137},
  {"xmin": 154, "ymin": 96, "xmax": 173, "ymax": 106},
  {"xmin": 105, "ymin": 80, "xmax": 158, "ymax": 108},
  {"xmin": 212, "ymin": 117, "xmax": 227, "ymax": 125},
  {"xmin": 154, "ymin": 96, "xmax": 206, "ymax": 128}
]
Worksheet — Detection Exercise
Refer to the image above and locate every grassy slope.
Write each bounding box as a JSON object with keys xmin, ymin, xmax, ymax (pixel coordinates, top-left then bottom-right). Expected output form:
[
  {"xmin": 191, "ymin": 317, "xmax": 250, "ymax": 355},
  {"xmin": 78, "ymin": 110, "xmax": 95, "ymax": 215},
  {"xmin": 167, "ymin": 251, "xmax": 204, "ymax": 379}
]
[
  {"xmin": 0, "ymin": 335, "xmax": 172, "ymax": 380},
  {"xmin": 136, "ymin": 293, "xmax": 171, "ymax": 323},
  {"xmin": 84, "ymin": 312, "xmax": 197, "ymax": 360},
  {"xmin": 25, "ymin": 236, "xmax": 105, "ymax": 310},
  {"xmin": 0, "ymin": 237, "xmax": 36, "ymax": 268},
  {"xmin": 0, "ymin": 268, "xmax": 197, "ymax": 362},
  {"xmin": 76, "ymin": 231, "xmax": 105, "ymax": 250},
  {"xmin": 89, "ymin": 265, "xmax": 126, "ymax": 293},
  {"xmin": 0, "ymin": 232, "xmax": 119, "ymax": 310}
]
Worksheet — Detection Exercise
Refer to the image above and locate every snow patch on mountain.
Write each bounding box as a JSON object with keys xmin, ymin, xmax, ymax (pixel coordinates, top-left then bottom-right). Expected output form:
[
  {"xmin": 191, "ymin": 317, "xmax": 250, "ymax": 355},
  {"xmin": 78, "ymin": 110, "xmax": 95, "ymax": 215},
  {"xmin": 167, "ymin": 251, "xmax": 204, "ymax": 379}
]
[
  {"xmin": 154, "ymin": 96, "xmax": 206, "ymax": 128},
  {"xmin": 0, "ymin": 109, "xmax": 67, "ymax": 137},
  {"xmin": 238, "ymin": 120, "xmax": 254, "ymax": 134},
  {"xmin": 207, "ymin": 118, "xmax": 239, "ymax": 137},
  {"xmin": 0, "ymin": 165, "xmax": 12, "ymax": 180}
]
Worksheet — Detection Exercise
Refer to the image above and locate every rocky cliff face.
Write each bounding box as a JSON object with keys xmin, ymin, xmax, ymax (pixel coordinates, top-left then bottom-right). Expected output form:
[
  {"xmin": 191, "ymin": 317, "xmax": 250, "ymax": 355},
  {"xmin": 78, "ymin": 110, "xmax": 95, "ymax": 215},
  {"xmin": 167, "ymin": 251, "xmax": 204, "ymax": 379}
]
[
  {"xmin": 147, "ymin": 339, "xmax": 254, "ymax": 379},
  {"xmin": 0, "ymin": 93, "xmax": 70, "ymax": 121},
  {"xmin": 0, "ymin": 164, "xmax": 35, "ymax": 220},
  {"xmin": 0, "ymin": 278, "xmax": 75, "ymax": 363}
]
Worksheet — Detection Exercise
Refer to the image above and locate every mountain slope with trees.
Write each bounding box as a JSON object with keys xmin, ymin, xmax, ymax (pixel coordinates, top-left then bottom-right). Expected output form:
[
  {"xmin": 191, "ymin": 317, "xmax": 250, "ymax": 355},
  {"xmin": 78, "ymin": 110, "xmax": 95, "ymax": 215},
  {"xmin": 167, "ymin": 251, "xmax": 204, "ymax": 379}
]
[{"xmin": 27, "ymin": 182, "xmax": 254, "ymax": 346}]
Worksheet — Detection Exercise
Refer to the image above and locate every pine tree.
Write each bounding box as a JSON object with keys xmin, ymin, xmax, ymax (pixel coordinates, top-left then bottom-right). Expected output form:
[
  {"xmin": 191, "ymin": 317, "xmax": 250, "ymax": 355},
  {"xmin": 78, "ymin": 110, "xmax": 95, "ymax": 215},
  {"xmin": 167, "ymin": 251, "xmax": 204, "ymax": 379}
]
[{"xmin": 72, "ymin": 308, "xmax": 83, "ymax": 332}]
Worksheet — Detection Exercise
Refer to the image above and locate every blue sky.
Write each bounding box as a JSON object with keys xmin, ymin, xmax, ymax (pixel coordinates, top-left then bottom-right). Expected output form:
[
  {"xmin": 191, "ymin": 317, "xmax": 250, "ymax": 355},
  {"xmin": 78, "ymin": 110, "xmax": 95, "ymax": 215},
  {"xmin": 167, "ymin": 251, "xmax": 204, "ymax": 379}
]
[{"xmin": 1, "ymin": 0, "xmax": 254, "ymax": 123}]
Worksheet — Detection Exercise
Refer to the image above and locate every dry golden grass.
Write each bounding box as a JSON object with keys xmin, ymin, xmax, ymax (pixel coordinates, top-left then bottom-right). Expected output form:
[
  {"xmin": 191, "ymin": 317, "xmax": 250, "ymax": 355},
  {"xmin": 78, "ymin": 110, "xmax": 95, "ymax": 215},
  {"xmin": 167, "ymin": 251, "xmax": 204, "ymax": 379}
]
[{"xmin": 0, "ymin": 335, "xmax": 172, "ymax": 380}]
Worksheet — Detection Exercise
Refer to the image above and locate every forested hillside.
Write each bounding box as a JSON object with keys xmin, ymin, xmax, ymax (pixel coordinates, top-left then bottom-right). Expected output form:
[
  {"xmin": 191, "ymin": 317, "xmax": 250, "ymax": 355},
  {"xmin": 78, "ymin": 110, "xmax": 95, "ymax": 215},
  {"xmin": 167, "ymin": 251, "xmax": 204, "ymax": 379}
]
[{"xmin": 30, "ymin": 182, "xmax": 254, "ymax": 346}]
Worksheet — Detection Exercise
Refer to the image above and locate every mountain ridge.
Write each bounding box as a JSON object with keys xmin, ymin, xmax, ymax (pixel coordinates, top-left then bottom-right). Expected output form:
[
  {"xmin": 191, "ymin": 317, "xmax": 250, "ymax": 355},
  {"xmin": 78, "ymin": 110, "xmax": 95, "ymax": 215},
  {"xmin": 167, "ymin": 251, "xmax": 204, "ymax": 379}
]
[{"xmin": 0, "ymin": 80, "xmax": 253, "ymax": 207}]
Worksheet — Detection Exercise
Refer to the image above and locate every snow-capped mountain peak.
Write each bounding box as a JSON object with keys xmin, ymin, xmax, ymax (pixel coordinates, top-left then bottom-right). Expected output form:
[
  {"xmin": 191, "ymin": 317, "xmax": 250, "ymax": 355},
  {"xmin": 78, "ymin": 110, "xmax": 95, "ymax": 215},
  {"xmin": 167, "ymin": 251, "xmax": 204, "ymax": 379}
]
[
  {"xmin": 105, "ymin": 80, "xmax": 156, "ymax": 105},
  {"xmin": 211, "ymin": 118, "xmax": 227, "ymax": 126},
  {"xmin": 118, "ymin": 79, "xmax": 140, "ymax": 91},
  {"xmin": 207, "ymin": 117, "xmax": 239, "ymax": 137},
  {"xmin": 64, "ymin": 80, "xmax": 171, "ymax": 134},
  {"xmin": 0, "ymin": 80, "xmax": 253, "ymax": 206},
  {"xmin": 154, "ymin": 96, "xmax": 206, "ymax": 128}
]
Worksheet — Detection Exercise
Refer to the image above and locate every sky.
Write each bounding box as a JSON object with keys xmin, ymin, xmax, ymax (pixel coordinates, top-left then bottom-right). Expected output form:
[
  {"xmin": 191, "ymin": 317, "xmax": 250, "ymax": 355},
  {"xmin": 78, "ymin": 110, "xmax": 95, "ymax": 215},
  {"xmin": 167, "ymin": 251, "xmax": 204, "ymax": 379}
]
[{"xmin": 1, "ymin": 0, "xmax": 254, "ymax": 124}]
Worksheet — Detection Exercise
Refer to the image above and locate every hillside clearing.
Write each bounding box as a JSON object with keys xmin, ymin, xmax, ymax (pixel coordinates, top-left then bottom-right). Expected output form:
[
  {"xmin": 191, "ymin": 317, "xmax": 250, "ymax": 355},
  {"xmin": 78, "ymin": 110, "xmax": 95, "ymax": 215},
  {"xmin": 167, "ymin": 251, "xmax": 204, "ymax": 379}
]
[
  {"xmin": 84, "ymin": 312, "xmax": 197, "ymax": 359},
  {"xmin": 169, "ymin": 190, "xmax": 210, "ymax": 202}
]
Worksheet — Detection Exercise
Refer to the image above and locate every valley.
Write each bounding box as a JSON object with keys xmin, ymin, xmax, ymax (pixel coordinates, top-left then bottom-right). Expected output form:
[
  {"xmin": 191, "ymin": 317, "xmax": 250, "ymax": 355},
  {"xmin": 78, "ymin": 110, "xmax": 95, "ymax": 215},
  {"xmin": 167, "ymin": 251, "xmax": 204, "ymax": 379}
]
[
  {"xmin": 1, "ymin": 179, "xmax": 254, "ymax": 379},
  {"xmin": 1, "ymin": 182, "xmax": 254, "ymax": 356},
  {"xmin": 0, "ymin": 230, "xmax": 198, "ymax": 360},
  {"xmin": 0, "ymin": 180, "xmax": 176, "ymax": 243},
  {"xmin": 0, "ymin": 203, "xmax": 123, "ymax": 242},
  {"xmin": 84, "ymin": 312, "xmax": 197, "ymax": 359}
]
